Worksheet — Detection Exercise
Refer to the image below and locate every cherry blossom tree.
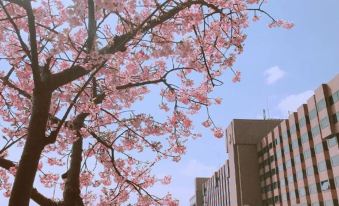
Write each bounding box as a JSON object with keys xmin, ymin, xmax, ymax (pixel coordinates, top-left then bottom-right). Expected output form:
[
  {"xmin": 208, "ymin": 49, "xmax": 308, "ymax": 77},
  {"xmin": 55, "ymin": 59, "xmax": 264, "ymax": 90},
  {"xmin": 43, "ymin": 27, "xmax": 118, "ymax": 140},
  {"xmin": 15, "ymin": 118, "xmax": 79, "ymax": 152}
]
[{"xmin": 0, "ymin": 0, "xmax": 292, "ymax": 205}]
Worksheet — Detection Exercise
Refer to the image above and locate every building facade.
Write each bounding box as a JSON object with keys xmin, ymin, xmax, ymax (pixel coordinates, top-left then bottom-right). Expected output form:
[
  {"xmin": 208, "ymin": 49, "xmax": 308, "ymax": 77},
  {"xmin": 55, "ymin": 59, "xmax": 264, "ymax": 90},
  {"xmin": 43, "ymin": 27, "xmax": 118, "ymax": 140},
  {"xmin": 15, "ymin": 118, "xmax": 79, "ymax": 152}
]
[
  {"xmin": 258, "ymin": 74, "xmax": 339, "ymax": 206},
  {"xmin": 190, "ymin": 74, "xmax": 339, "ymax": 206},
  {"xmin": 190, "ymin": 178, "xmax": 209, "ymax": 206}
]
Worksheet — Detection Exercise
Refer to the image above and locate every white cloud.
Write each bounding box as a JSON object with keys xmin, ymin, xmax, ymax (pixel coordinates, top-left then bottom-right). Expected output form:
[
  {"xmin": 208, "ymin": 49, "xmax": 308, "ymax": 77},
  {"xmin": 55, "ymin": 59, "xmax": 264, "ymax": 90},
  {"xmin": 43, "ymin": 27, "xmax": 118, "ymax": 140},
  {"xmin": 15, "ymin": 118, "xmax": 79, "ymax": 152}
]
[
  {"xmin": 278, "ymin": 90, "xmax": 314, "ymax": 117},
  {"xmin": 181, "ymin": 159, "xmax": 215, "ymax": 177},
  {"xmin": 264, "ymin": 66, "xmax": 286, "ymax": 84}
]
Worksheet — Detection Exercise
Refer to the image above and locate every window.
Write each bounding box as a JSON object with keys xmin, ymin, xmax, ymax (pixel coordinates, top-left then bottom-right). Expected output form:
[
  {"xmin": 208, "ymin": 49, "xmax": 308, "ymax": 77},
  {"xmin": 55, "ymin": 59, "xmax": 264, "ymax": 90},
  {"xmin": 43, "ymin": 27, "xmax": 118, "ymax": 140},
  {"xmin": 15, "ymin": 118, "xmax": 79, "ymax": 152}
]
[
  {"xmin": 290, "ymin": 124, "xmax": 299, "ymax": 135},
  {"xmin": 300, "ymin": 133, "xmax": 309, "ymax": 143},
  {"xmin": 306, "ymin": 166, "xmax": 314, "ymax": 176},
  {"xmin": 283, "ymin": 144, "xmax": 290, "ymax": 153},
  {"xmin": 294, "ymin": 155, "xmax": 301, "ymax": 165},
  {"xmin": 278, "ymin": 165, "xmax": 284, "ymax": 172},
  {"xmin": 324, "ymin": 200, "xmax": 334, "ymax": 206},
  {"xmin": 308, "ymin": 183, "xmax": 318, "ymax": 194},
  {"xmin": 327, "ymin": 136, "xmax": 337, "ymax": 148},
  {"xmin": 280, "ymin": 178, "xmax": 286, "ymax": 187},
  {"xmin": 320, "ymin": 180, "xmax": 330, "ymax": 191},
  {"xmin": 335, "ymin": 176, "xmax": 339, "ymax": 187},
  {"xmin": 318, "ymin": 161, "xmax": 327, "ymax": 172},
  {"xmin": 296, "ymin": 170, "xmax": 304, "ymax": 180},
  {"xmin": 333, "ymin": 112, "xmax": 339, "ymax": 123},
  {"xmin": 331, "ymin": 155, "xmax": 339, "ymax": 167},
  {"xmin": 320, "ymin": 117, "xmax": 330, "ymax": 129},
  {"xmin": 281, "ymin": 193, "xmax": 287, "ymax": 201},
  {"xmin": 299, "ymin": 187, "xmax": 306, "ymax": 197},
  {"xmin": 311, "ymin": 125, "xmax": 320, "ymax": 137},
  {"xmin": 285, "ymin": 159, "xmax": 292, "ymax": 168},
  {"xmin": 316, "ymin": 98, "xmax": 327, "ymax": 111},
  {"xmin": 292, "ymin": 139, "xmax": 300, "ymax": 149},
  {"xmin": 282, "ymin": 130, "xmax": 289, "ymax": 140},
  {"xmin": 303, "ymin": 150, "xmax": 311, "ymax": 160},
  {"xmin": 276, "ymin": 149, "xmax": 282, "ymax": 159},
  {"xmin": 309, "ymin": 108, "xmax": 318, "ymax": 120},
  {"xmin": 329, "ymin": 90, "xmax": 339, "ymax": 105},
  {"xmin": 289, "ymin": 190, "xmax": 296, "ymax": 199},
  {"xmin": 288, "ymin": 175, "xmax": 294, "ymax": 183},
  {"xmin": 314, "ymin": 143, "xmax": 324, "ymax": 154},
  {"xmin": 312, "ymin": 203, "xmax": 320, "ymax": 206},
  {"xmin": 299, "ymin": 116, "xmax": 306, "ymax": 128}
]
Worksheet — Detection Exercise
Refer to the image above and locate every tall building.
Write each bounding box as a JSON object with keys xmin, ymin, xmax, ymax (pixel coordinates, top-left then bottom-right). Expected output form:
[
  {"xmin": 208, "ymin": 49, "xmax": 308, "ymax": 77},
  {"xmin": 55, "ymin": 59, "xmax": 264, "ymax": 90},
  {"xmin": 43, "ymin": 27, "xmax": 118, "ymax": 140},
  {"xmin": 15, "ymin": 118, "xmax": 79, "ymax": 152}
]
[
  {"xmin": 190, "ymin": 74, "xmax": 339, "ymax": 206},
  {"xmin": 190, "ymin": 178, "xmax": 209, "ymax": 206}
]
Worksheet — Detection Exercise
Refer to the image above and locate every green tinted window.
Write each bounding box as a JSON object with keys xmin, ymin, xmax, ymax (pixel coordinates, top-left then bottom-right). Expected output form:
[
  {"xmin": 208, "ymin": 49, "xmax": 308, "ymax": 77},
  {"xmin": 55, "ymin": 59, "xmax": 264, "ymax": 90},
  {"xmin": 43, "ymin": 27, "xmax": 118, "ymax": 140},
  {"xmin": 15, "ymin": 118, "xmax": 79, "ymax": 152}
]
[
  {"xmin": 311, "ymin": 125, "xmax": 320, "ymax": 137},
  {"xmin": 300, "ymin": 133, "xmax": 309, "ymax": 143},
  {"xmin": 299, "ymin": 117, "xmax": 306, "ymax": 128},
  {"xmin": 335, "ymin": 176, "xmax": 339, "ymax": 187},
  {"xmin": 296, "ymin": 170, "xmax": 304, "ymax": 180},
  {"xmin": 309, "ymin": 108, "xmax": 318, "ymax": 120},
  {"xmin": 316, "ymin": 99, "xmax": 326, "ymax": 111},
  {"xmin": 308, "ymin": 183, "xmax": 317, "ymax": 194},
  {"xmin": 324, "ymin": 200, "xmax": 334, "ymax": 206},
  {"xmin": 285, "ymin": 159, "xmax": 292, "ymax": 168},
  {"xmin": 282, "ymin": 131, "xmax": 288, "ymax": 139},
  {"xmin": 333, "ymin": 112, "xmax": 339, "ymax": 123},
  {"xmin": 306, "ymin": 166, "xmax": 314, "ymax": 176},
  {"xmin": 331, "ymin": 155, "xmax": 339, "ymax": 167},
  {"xmin": 289, "ymin": 190, "xmax": 296, "ymax": 199},
  {"xmin": 278, "ymin": 165, "xmax": 284, "ymax": 172},
  {"xmin": 299, "ymin": 187, "xmax": 306, "ymax": 197},
  {"xmin": 303, "ymin": 150, "xmax": 311, "ymax": 160},
  {"xmin": 292, "ymin": 139, "xmax": 299, "ymax": 149},
  {"xmin": 314, "ymin": 143, "xmax": 323, "ymax": 154},
  {"xmin": 280, "ymin": 178, "xmax": 286, "ymax": 187},
  {"xmin": 294, "ymin": 155, "xmax": 301, "ymax": 164},
  {"xmin": 283, "ymin": 144, "xmax": 290, "ymax": 153},
  {"xmin": 320, "ymin": 117, "xmax": 330, "ymax": 129},
  {"xmin": 290, "ymin": 124, "xmax": 298, "ymax": 135},
  {"xmin": 332, "ymin": 90, "xmax": 339, "ymax": 104},
  {"xmin": 317, "ymin": 161, "xmax": 327, "ymax": 172}
]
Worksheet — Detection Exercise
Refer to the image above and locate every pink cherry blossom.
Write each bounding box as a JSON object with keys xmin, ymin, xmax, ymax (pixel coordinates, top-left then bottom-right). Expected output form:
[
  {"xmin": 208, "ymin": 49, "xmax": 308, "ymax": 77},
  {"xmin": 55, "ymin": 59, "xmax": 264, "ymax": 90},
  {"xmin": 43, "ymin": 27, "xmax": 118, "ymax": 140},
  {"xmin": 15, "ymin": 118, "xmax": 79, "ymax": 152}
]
[
  {"xmin": 0, "ymin": 0, "xmax": 289, "ymax": 205},
  {"xmin": 213, "ymin": 128, "xmax": 224, "ymax": 139}
]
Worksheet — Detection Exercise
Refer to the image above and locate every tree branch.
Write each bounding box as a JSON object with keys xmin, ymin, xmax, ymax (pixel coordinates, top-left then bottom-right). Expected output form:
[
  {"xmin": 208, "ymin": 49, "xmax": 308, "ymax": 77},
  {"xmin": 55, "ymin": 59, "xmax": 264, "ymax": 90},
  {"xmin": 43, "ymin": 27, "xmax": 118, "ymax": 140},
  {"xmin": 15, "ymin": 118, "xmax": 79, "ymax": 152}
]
[
  {"xmin": 49, "ymin": 66, "xmax": 90, "ymax": 91},
  {"xmin": 63, "ymin": 132, "xmax": 84, "ymax": 206},
  {"xmin": 0, "ymin": 158, "xmax": 61, "ymax": 206},
  {"xmin": 25, "ymin": 1, "xmax": 42, "ymax": 86}
]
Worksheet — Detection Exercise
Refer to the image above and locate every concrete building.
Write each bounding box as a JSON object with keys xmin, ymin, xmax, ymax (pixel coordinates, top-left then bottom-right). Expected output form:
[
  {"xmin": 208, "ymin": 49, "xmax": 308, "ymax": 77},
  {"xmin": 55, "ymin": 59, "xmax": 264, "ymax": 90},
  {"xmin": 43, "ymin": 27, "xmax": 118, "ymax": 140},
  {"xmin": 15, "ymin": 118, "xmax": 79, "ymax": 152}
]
[
  {"xmin": 190, "ymin": 178, "xmax": 209, "ymax": 206},
  {"xmin": 190, "ymin": 74, "xmax": 339, "ymax": 206}
]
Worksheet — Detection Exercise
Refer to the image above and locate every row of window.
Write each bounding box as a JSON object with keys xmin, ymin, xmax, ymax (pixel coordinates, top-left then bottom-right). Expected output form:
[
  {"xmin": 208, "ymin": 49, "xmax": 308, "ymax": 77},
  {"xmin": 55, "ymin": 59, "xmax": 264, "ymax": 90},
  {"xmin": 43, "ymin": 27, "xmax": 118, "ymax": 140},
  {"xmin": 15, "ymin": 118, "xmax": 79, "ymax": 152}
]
[
  {"xmin": 258, "ymin": 89, "xmax": 339, "ymax": 157},
  {"xmin": 261, "ymin": 155, "xmax": 339, "ymax": 195},
  {"xmin": 329, "ymin": 89, "xmax": 339, "ymax": 105},
  {"xmin": 259, "ymin": 139, "xmax": 327, "ymax": 169},
  {"xmin": 259, "ymin": 118, "xmax": 335, "ymax": 166},
  {"xmin": 260, "ymin": 137, "xmax": 338, "ymax": 182},
  {"xmin": 262, "ymin": 178, "xmax": 339, "ymax": 205}
]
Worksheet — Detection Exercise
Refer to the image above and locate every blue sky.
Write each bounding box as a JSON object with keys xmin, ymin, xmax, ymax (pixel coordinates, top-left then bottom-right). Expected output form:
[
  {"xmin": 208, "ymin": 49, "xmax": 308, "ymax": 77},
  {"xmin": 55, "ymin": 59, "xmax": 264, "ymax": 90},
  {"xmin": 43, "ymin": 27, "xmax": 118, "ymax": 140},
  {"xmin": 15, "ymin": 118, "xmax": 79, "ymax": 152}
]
[
  {"xmin": 1, "ymin": 0, "xmax": 339, "ymax": 205},
  {"xmin": 148, "ymin": 0, "xmax": 339, "ymax": 205}
]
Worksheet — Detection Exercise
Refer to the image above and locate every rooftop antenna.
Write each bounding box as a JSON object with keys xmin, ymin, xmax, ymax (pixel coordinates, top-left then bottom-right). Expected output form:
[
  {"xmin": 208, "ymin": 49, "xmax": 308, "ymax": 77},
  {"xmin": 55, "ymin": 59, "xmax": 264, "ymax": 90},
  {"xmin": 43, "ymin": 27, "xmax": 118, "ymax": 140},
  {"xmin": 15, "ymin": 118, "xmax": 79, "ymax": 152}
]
[
  {"xmin": 266, "ymin": 97, "xmax": 270, "ymax": 119},
  {"xmin": 263, "ymin": 109, "xmax": 266, "ymax": 120}
]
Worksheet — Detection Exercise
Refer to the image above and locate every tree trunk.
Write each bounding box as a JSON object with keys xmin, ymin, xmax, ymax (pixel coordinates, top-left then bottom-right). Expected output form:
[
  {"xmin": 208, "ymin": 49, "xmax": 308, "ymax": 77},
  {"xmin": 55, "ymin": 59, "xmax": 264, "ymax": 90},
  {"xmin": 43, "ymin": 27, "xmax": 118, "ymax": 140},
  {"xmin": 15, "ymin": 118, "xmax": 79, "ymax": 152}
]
[
  {"xmin": 9, "ymin": 87, "xmax": 51, "ymax": 206},
  {"xmin": 63, "ymin": 133, "xmax": 84, "ymax": 206}
]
